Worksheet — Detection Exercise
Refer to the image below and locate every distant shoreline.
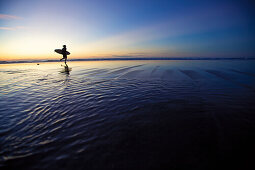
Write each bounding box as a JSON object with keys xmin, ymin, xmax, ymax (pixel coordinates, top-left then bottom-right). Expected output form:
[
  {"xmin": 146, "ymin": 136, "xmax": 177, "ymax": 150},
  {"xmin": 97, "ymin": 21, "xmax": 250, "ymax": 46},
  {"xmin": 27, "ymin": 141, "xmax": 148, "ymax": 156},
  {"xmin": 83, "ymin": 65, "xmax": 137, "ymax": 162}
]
[{"xmin": 1, "ymin": 57, "xmax": 255, "ymax": 64}]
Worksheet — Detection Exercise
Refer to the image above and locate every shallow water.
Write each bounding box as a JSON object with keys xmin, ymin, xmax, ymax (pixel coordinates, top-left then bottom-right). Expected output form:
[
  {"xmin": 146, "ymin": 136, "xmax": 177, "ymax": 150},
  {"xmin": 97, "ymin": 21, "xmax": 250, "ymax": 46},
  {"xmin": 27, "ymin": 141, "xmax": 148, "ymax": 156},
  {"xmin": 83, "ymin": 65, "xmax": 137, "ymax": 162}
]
[{"xmin": 0, "ymin": 60, "xmax": 255, "ymax": 169}]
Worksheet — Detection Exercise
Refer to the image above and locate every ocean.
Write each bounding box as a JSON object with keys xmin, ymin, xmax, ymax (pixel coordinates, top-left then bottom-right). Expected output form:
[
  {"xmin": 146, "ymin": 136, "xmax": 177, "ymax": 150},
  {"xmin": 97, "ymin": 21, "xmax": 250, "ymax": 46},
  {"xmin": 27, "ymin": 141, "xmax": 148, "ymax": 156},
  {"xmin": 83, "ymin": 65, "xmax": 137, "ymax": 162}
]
[{"xmin": 0, "ymin": 60, "xmax": 255, "ymax": 169}]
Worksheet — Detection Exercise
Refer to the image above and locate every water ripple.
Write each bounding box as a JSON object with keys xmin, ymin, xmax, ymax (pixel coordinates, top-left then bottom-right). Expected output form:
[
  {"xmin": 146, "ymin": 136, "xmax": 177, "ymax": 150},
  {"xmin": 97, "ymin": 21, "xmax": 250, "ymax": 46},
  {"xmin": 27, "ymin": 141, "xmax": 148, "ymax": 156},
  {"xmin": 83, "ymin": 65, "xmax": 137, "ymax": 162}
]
[{"xmin": 1, "ymin": 61, "xmax": 255, "ymax": 169}]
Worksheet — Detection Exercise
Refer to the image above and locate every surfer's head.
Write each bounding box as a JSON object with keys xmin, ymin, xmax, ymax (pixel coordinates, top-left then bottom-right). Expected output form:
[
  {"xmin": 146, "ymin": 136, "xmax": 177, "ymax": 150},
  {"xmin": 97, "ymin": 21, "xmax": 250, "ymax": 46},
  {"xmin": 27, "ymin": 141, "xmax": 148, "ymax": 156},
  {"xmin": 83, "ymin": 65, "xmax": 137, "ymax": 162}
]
[{"xmin": 63, "ymin": 45, "xmax": 66, "ymax": 48}]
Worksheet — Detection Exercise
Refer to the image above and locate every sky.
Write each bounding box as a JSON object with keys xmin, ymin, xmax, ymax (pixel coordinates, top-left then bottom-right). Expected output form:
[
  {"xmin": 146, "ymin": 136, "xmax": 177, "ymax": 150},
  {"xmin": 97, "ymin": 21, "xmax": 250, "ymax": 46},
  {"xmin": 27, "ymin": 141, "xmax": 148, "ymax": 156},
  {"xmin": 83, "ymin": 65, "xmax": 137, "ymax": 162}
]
[{"xmin": 0, "ymin": 0, "xmax": 255, "ymax": 60}]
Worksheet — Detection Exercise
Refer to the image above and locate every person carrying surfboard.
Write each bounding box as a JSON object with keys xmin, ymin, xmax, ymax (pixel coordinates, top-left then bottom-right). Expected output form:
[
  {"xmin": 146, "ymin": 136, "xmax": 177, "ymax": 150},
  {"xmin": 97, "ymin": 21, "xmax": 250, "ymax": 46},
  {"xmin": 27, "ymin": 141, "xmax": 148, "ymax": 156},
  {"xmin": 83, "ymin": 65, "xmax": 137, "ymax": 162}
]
[
  {"xmin": 55, "ymin": 45, "xmax": 70, "ymax": 64},
  {"xmin": 60, "ymin": 45, "xmax": 68, "ymax": 64}
]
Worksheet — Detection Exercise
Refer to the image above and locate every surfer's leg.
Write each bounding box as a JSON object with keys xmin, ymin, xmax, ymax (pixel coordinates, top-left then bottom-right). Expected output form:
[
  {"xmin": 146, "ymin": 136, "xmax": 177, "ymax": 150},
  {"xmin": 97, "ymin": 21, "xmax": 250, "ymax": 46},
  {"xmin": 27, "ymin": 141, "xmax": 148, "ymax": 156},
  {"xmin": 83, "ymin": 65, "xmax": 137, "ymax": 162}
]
[
  {"xmin": 64, "ymin": 58, "xmax": 67, "ymax": 64},
  {"xmin": 60, "ymin": 55, "xmax": 65, "ymax": 61}
]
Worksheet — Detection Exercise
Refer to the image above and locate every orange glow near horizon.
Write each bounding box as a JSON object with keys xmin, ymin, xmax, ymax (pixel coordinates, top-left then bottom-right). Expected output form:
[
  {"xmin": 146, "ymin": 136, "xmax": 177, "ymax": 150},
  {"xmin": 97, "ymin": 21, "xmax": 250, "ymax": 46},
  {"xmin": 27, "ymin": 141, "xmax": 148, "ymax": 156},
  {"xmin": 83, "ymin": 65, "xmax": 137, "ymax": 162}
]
[
  {"xmin": 0, "ymin": 0, "xmax": 254, "ymax": 61},
  {"xmin": 0, "ymin": 33, "xmax": 177, "ymax": 61}
]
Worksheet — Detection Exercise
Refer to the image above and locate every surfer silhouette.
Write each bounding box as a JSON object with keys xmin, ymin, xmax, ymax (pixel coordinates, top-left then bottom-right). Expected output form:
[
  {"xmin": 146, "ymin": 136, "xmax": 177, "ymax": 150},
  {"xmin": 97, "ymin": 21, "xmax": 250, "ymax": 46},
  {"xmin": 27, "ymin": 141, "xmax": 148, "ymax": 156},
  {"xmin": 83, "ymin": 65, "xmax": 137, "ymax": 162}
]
[{"xmin": 60, "ymin": 45, "xmax": 67, "ymax": 64}]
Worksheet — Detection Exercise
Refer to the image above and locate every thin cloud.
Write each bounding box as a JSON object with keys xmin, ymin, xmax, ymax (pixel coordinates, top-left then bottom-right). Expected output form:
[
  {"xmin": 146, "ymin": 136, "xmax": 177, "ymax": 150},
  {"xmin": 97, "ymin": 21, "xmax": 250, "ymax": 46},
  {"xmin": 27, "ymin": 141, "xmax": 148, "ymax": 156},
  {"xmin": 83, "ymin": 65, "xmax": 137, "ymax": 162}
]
[
  {"xmin": 0, "ymin": 14, "xmax": 21, "ymax": 20},
  {"xmin": 0, "ymin": 27, "xmax": 15, "ymax": 30},
  {"xmin": 0, "ymin": 26, "xmax": 27, "ymax": 31},
  {"xmin": 128, "ymin": 52, "xmax": 148, "ymax": 56}
]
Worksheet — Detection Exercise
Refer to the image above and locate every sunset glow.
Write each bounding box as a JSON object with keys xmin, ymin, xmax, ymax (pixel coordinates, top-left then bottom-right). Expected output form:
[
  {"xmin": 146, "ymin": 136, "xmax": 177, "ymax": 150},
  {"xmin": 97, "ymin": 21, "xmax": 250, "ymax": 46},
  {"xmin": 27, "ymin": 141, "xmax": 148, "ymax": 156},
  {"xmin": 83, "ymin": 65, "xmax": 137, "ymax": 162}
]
[{"xmin": 0, "ymin": 0, "xmax": 254, "ymax": 60}]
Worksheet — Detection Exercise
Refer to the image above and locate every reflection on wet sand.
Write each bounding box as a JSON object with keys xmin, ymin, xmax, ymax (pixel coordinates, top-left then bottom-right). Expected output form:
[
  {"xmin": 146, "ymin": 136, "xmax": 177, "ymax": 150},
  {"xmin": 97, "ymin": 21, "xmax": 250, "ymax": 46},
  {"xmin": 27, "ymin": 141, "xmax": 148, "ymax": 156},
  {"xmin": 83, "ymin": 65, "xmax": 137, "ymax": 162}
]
[
  {"xmin": 0, "ymin": 60, "xmax": 255, "ymax": 170},
  {"xmin": 60, "ymin": 64, "xmax": 72, "ymax": 75}
]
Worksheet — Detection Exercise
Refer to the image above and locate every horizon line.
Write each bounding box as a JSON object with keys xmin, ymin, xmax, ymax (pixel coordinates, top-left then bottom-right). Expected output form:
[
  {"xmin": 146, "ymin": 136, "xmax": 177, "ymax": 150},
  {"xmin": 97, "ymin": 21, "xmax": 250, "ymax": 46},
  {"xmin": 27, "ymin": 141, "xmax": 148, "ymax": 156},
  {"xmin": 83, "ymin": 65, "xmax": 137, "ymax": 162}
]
[{"xmin": 1, "ymin": 57, "xmax": 255, "ymax": 64}]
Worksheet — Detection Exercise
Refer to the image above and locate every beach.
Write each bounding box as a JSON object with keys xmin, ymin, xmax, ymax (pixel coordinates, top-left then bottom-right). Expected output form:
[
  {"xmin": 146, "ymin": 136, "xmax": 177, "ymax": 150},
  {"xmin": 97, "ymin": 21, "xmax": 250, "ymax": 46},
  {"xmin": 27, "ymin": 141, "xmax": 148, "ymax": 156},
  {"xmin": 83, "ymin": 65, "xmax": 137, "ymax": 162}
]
[{"xmin": 0, "ymin": 60, "xmax": 255, "ymax": 169}]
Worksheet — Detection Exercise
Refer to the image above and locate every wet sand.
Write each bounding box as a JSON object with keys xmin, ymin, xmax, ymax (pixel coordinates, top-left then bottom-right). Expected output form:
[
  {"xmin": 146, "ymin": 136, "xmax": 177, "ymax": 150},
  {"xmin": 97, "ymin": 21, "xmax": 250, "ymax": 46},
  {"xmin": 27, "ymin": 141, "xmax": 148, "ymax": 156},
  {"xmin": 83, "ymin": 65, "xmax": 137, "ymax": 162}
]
[{"xmin": 0, "ymin": 60, "xmax": 255, "ymax": 169}]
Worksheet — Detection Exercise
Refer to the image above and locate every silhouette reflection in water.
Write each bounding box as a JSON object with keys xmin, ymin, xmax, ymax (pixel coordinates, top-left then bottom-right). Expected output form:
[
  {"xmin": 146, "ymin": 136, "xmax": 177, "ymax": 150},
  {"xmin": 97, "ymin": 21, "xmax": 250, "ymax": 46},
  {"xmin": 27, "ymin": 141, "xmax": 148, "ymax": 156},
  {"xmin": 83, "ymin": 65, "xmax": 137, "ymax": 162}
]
[
  {"xmin": 60, "ymin": 63, "xmax": 71, "ymax": 85},
  {"xmin": 60, "ymin": 63, "xmax": 71, "ymax": 75}
]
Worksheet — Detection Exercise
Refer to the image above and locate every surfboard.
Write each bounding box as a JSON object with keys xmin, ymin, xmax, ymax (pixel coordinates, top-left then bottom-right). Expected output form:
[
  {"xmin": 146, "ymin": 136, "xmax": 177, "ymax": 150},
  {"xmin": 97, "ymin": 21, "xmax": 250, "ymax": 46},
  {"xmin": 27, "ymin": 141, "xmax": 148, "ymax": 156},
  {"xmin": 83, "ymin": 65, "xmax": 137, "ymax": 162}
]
[{"xmin": 55, "ymin": 49, "xmax": 70, "ymax": 55}]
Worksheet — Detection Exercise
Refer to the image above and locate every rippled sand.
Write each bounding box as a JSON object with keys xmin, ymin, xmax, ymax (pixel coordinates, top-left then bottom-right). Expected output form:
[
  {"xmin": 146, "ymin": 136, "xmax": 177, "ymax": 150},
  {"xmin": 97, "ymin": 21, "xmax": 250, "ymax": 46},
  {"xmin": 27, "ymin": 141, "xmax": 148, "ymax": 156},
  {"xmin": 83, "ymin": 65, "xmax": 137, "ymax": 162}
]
[{"xmin": 0, "ymin": 60, "xmax": 255, "ymax": 169}]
